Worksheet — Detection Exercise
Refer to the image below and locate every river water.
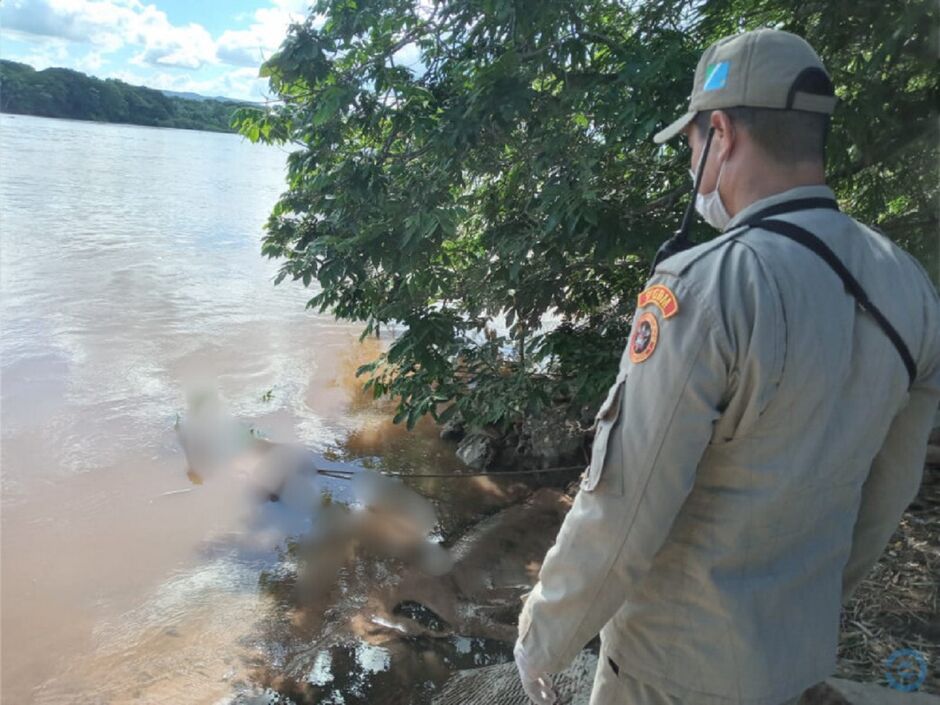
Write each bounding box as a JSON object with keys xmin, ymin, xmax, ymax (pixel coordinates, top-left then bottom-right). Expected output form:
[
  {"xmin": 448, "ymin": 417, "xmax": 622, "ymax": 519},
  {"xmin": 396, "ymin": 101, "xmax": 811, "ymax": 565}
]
[{"xmin": 0, "ymin": 115, "xmax": 527, "ymax": 704}]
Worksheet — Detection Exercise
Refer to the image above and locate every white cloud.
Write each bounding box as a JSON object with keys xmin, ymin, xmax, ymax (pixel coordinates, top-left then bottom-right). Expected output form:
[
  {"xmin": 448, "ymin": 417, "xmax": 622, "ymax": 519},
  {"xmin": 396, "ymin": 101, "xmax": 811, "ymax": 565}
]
[
  {"xmin": 74, "ymin": 48, "xmax": 106, "ymax": 72},
  {"xmin": 1, "ymin": 0, "xmax": 92, "ymax": 43},
  {"xmin": 4, "ymin": 0, "xmax": 139, "ymax": 54},
  {"xmin": 0, "ymin": 0, "xmax": 318, "ymax": 100},
  {"xmin": 7, "ymin": 39, "xmax": 71, "ymax": 70},
  {"xmin": 111, "ymin": 68, "xmax": 215, "ymax": 94},
  {"xmin": 216, "ymin": 1, "xmax": 315, "ymax": 69},
  {"xmin": 393, "ymin": 42, "xmax": 422, "ymax": 70},
  {"xmin": 1, "ymin": 0, "xmax": 198, "ymax": 67},
  {"xmin": 107, "ymin": 66, "xmax": 270, "ymax": 102},
  {"xmin": 128, "ymin": 20, "xmax": 215, "ymax": 70}
]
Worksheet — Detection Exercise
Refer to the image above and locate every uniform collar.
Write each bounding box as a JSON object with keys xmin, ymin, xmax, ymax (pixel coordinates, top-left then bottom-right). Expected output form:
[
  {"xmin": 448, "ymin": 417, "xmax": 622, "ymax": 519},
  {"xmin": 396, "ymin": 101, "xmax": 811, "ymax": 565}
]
[{"xmin": 724, "ymin": 184, "xmax": 837, "ymax": 231}]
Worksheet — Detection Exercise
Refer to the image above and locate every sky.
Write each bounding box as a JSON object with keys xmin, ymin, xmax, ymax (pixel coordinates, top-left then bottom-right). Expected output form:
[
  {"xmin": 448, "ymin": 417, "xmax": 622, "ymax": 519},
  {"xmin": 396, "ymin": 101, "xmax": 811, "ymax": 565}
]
[{"xmin": 0, "ymin": 0, "xmax": 319, "ymax": 101}]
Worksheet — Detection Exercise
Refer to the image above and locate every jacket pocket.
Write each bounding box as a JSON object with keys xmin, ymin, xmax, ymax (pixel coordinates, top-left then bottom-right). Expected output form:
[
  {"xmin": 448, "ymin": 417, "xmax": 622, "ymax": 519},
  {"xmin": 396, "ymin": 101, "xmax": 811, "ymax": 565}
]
[{"xmin": 581, "ymin": 372, "xmax": 627, "ymax": 495}]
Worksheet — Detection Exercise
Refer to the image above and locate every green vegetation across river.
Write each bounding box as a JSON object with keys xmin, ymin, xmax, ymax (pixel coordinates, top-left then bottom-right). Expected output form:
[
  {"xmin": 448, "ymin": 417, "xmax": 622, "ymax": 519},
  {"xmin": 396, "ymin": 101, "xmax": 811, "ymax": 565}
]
[{"xmin": 0, "ymin": 60, "xmax": 247, "ymax": 133}]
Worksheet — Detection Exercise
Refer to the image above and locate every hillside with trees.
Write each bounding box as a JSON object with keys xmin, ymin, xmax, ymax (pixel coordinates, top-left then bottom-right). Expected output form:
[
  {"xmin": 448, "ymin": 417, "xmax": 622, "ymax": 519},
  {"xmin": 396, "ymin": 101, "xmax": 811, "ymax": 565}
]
[{"xmin": 0, "ymin": 60, "xmax": 248, "ymax": 133}]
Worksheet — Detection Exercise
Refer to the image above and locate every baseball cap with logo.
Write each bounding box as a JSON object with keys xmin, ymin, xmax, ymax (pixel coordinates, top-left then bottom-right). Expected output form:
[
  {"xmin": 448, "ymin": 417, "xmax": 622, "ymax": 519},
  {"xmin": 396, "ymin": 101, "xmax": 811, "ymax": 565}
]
[{"xmin": 653, "ymin": 28, "xmax": 837, "ymax": 143}]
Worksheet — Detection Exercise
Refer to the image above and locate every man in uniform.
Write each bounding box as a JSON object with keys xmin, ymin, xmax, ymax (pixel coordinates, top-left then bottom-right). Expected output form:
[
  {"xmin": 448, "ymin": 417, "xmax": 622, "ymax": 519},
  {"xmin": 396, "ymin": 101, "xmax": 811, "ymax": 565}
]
[{"xmin": 514, "ymin": 28, "xmax": 940, "ymax": 705}]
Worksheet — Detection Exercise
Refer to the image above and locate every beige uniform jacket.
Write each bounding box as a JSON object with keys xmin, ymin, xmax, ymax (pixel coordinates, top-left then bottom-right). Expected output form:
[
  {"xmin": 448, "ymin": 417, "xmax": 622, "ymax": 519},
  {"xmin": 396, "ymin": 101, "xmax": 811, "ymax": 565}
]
[{"xmin": 518, "ymin": 185, "xmax": 940, "ymax": 705}]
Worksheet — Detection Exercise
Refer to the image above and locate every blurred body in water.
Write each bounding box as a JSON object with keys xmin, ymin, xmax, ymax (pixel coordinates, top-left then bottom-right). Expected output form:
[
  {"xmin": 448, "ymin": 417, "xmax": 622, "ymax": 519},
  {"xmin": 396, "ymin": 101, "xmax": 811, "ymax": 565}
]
[{"xmin": 176, "ymin": 386, "xmax": 455, "ymax": 599}]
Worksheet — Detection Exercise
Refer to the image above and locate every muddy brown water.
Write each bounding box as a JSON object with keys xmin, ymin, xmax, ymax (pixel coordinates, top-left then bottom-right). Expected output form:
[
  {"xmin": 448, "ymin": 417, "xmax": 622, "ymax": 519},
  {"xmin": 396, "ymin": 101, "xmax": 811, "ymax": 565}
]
[{"xmin": 1, "ymin": 114, "xmax": 570, "ymax": 704}]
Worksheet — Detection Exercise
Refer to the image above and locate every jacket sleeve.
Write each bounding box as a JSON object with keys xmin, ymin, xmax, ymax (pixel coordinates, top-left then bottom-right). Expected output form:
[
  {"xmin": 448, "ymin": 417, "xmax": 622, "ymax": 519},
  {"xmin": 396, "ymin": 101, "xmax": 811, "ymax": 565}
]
[
  {"xmin": 517, "ymin": 271, "xmax": 733, "ymax": 674},
  {"xmin": 841, "ymin": 392, "xmax": 937, "ymax": 602},
  {"xmin": 841, "ymin": 274, "xmax": 940, "ymax": 603}
]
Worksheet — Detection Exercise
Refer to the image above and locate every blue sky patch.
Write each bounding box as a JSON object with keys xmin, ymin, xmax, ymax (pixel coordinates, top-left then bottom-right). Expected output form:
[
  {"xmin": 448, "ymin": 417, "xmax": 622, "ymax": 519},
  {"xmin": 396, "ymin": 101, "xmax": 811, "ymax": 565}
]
[{"xmin": 0, "ymin": 1, "xmax": 318, "ymax": 101}]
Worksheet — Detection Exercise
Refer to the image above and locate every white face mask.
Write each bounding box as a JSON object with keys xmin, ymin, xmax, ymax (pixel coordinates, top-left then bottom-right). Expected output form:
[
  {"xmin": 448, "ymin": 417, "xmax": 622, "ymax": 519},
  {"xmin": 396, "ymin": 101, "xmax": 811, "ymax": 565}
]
[{"xmin": 690, "ymin": 156, "xmax": 731, "ymax": 231}]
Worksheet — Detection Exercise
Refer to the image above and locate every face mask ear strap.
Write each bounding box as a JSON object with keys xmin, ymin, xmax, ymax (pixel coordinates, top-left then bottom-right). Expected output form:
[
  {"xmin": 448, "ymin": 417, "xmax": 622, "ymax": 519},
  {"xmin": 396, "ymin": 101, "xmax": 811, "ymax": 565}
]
[{"xmin": 678, "ymin": 125, "xmax": 715, "ymax": 237}]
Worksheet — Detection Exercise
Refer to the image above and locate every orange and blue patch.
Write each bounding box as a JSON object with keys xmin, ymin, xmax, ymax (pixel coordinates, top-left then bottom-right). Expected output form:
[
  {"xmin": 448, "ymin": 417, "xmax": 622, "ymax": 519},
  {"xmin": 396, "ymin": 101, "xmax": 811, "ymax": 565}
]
[{"xmin": 629, "ymin": 311, "xmax": 660, "ymax": 364}]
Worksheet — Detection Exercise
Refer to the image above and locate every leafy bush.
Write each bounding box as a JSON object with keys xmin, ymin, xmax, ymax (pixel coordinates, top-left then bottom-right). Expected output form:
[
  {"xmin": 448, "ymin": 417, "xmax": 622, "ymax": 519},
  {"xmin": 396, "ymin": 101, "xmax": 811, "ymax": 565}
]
[{"xmin": 235, "ymin": 0, "xmax": 938, "ymax": 430}]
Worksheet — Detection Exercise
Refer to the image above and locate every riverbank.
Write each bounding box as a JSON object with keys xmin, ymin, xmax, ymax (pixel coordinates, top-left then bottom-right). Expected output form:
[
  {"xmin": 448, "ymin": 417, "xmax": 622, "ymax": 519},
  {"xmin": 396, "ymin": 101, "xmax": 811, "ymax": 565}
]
[{"xmin": 227, "ymin": 442, "xmax": 938, "ymax": 703}]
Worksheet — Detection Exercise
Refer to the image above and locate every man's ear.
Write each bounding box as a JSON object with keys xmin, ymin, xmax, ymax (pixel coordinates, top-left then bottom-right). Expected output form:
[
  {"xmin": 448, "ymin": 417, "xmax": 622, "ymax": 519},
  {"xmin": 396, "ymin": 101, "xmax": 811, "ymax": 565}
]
[{"xmin": 710, "ymin": 110, "xmax": 736, "ymax": 160}]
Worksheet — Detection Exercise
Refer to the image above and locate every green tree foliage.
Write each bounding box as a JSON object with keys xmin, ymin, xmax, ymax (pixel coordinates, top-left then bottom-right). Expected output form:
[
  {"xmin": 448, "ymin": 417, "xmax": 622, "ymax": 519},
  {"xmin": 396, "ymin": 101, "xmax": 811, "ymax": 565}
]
[
  {"xmin": 0, "ymin": 60, "xmax": 248, "ymax": 133},
  {"xmin": 235, "ymin": 0, "xmax": 938, "ymax": 431}
]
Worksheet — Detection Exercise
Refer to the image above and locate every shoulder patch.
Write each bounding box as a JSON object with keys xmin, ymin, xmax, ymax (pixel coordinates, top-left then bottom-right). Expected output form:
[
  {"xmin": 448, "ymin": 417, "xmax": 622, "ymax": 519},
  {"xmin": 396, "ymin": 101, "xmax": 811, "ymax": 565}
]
[
  {"xmin": 637, "ymin": 284, "xmax": 679, "ymax": 318},
  {"xmin": 629, "ymin": 311, "xmax": 659, "ymax": 364}
]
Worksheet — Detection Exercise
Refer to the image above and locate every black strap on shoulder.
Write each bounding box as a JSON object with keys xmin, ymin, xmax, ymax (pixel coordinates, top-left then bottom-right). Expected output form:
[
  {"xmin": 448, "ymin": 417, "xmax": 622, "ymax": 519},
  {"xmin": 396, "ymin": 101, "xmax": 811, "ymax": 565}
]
[
  {"xmin": 741, "ymin": 197, "xmax": 840, "ymax": 223},
  {"xmin": 649, "ymin": 232, "xmax": 694, "ymax": 273},
  {"xmin": 749, "ymin": 217, "xmax": 917, "ymax": 388},
  {"xmin": 651, "ymin": 197, "xmax": 841, "ymax": 275},
  {"xmin": 649, "ymin": 194, "xmax": 917, "ymax": 385}
]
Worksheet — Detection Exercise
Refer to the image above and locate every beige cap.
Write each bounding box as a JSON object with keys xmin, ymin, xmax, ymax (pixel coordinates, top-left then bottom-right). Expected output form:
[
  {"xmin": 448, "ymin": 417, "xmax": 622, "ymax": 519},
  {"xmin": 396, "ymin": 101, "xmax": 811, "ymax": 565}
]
[{"xmin": 653, "ymin": 29, "xmax": 836, "ymax": 143}]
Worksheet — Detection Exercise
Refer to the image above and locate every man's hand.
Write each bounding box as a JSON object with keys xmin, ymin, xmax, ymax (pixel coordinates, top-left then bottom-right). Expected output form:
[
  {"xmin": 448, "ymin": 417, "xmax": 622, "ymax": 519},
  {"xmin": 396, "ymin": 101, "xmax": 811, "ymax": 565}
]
[{"xmin": 514, "ymin": 640, "xmax": 557, "ymax": 705}]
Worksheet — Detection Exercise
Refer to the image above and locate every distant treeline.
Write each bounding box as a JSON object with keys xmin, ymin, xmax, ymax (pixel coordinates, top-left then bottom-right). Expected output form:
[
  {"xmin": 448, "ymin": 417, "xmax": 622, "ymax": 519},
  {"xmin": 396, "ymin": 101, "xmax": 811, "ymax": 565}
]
[{"xmin": 0, "ymin": 60, "xmax": 249, "ymax": 133}]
